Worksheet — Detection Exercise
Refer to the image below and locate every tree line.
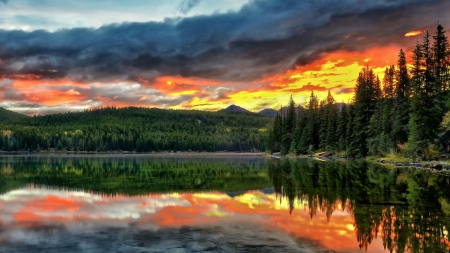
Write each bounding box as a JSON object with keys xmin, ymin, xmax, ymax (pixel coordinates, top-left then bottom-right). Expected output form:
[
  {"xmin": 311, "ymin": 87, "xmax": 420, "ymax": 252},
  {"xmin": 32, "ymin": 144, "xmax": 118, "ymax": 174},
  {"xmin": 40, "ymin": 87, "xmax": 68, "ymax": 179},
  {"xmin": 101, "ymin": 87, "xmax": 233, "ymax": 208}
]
[
  {"xmin": 268, "ymin": 23, "xmax": 450, "ymax": 159},
  {"xmin": 0, "ymin": 107, "xmax": 272, "ymax": 152}
]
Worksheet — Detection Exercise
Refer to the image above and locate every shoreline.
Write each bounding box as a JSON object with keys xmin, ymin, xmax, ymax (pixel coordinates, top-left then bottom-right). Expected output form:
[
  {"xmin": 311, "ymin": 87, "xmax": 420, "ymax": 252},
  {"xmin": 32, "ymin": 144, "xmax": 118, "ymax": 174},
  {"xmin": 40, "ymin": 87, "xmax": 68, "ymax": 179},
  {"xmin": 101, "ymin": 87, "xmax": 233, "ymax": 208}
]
[
  {"xmin": 0, "ymin": 151, "xmax": 267, "ymax": 157},
  {"xmin": 269, "ymin": 152, "xmax": 450, "ymax": 172}
]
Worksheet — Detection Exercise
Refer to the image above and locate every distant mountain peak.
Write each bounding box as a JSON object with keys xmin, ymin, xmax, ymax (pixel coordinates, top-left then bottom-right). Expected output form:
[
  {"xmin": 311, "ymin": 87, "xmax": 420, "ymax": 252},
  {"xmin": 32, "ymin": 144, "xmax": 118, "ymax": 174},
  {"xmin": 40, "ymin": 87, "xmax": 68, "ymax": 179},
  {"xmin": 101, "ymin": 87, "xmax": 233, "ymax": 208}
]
[
  {"xmin": 218, "ymin": 104, "xmax": 250, "ymax": 113},
  {"xmin": 258, "ymin": 108, "xmax": 277, "ymax": 117}
]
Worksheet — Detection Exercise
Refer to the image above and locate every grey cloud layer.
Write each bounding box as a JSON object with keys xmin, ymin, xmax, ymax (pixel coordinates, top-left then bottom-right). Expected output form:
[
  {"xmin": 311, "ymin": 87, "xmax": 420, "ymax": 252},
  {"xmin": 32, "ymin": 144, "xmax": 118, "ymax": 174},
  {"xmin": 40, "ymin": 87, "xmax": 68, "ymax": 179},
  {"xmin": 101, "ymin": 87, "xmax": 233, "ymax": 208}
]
[
  {"xmin": 178, "ymin": 0, "xmax": 202, "ymax": 14},
  {"xmin": 0, "ymin": 0, "xmax": 448, "ymax": 85}
]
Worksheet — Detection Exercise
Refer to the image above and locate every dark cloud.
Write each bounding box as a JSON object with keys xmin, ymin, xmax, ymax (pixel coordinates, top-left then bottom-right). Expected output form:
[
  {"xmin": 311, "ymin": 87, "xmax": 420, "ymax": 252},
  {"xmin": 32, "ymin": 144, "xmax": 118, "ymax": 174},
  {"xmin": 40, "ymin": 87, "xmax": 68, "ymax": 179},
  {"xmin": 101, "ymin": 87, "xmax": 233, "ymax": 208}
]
[
  {"xmin": 178, "ymin": 0, "xmax": 201, "ymax": 14},
  {"xmin": 0, "ymin": 0, "xmax": 8, "ymax": 5},
  {"xmin": 0, "ymin": 0, "xmax": 448, "ymax": 84},
  {"xmin": 0, "ymin": 78, "xmax": 12, "ymax": 88},
  {"xmin": 0, "ymin": 78, "xmax": 25, "ymax": 100}
]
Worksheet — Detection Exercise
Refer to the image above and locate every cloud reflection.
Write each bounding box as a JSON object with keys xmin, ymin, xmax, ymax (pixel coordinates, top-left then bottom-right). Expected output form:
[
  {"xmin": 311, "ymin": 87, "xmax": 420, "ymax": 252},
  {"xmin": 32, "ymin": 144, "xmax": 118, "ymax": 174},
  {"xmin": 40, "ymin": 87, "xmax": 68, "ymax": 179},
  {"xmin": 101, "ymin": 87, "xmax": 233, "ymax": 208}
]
[{"xmin": 0, "ymin": 186, "xmax": 387, "ymax": 252}]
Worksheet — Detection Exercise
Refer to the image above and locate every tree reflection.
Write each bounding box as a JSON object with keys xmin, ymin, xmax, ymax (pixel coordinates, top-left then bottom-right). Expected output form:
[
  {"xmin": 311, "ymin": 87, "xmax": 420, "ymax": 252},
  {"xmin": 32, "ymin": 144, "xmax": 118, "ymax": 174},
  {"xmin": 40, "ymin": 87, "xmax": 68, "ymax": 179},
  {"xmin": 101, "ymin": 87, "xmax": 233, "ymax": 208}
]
[
  {"xmin": 268, "ymin": 158, "xmax": 450, "ymax": 252},
  {"xmin": 0, "ymin": 156, "xmax": 271, "ymax": 195}
]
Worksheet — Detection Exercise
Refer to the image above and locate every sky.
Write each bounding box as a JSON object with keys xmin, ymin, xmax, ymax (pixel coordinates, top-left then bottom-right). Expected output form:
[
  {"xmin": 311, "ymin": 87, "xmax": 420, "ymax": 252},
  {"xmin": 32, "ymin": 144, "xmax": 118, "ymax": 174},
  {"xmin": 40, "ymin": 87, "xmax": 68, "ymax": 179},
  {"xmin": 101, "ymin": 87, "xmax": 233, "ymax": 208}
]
[{"xmin": 0, "ymin": 0, "xmax": 449, "ymax": 115}]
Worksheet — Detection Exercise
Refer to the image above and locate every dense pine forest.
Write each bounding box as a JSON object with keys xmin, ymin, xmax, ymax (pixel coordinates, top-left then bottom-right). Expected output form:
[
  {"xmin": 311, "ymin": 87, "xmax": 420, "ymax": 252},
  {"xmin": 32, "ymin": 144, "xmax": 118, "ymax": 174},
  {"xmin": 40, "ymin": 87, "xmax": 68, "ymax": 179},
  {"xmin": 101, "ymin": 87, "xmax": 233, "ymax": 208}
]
[
  {"xmin": 0, "ymin": 107, "xmax": 272, "ymax": 152},
  {"xmin": 268, "ymin": 23, "xmax": 450, "ymax": 159}
]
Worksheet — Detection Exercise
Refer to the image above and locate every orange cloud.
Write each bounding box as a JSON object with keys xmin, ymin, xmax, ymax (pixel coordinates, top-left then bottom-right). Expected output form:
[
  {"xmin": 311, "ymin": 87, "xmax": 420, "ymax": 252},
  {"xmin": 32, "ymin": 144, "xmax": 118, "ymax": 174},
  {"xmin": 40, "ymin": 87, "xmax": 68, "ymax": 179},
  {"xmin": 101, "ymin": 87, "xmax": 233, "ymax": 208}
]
[
  {"xmin": 1, "ymin": 188, "xmax": 396, "ymax": 252},
  {"xmin": 24, "ymin": 89, "xmax": 87, "ymax": 106},
  {"xmin": 2, "ymin": 45, "xmax": 405, "ymax": 113},
  {"xmin": 405, "ymin": 30, "xmax": 423, "ymax": 37},
  {"xmin": 282, "ymin": 83, "xmax": 328, "ymax": 93},
  {"xmin": 144, "ymin": 75, "xmax": 221, "ymax": 94}
]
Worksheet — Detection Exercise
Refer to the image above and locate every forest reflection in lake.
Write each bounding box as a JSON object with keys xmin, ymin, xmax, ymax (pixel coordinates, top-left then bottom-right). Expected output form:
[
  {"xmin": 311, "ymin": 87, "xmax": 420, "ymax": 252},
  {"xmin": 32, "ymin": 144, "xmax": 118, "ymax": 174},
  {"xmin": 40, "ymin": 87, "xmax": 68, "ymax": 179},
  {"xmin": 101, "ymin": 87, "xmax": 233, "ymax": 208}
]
[{"xmin": 1, "ymin": 155, "xmax": 450, "ymax": 252}]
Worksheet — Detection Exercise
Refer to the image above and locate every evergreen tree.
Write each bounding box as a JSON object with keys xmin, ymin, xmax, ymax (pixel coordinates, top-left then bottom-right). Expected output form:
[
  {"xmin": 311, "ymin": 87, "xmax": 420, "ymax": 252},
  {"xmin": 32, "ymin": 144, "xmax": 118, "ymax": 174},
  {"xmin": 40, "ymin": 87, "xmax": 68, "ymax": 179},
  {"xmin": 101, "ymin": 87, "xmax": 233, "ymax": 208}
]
[
  {"xmin": 432, "ymin": 23, "xmax": 449, "ymax": 92},
  {"xmin": 411, "ymin": 41, "xmax": 423, "ymax": 95},
  {"xmin": 392, "ymin": 49, "xmax": 410, "ymax": 148},
  {"xmin": 422, "ymin": 30, "xmax": 436, "ymax": 94},
  {"xmin": 291, "ymin": 106, "xmax": 305, "ymax": 154},
  {"xmin": 349, "ymin": 67, "xmax": 381, "ymax": 157},
  {"xmin": 281, "ymin": 96, "xmax": 296, "ymax": 154},
  {"xmin": 380, "ymin": 66, "xmax": 396, "ymax": 153},
  {"xmin": 300, "ymin": 91, "xmax": 319, "ymax": 152},
  {"xmin": 272, "ymin": 110, "xmax": 283, "ymax": 152},
  {"xmin": 325, "ymin": 90, "xmax": 338, "ymax": 150},
  {"xmin": 318, "ymin": 100, "xmax": 327, "ymax": 150},
  {"xmin": 336, "ymin": 103, "xmax": 348, "ymax": 152},
  {"xmin": 346, "ymin": 104, "xmax": 356, "ymax": 156},
  {"xmin": 407, "ymin": 32, "xmax": 443, "ymax": 159}
]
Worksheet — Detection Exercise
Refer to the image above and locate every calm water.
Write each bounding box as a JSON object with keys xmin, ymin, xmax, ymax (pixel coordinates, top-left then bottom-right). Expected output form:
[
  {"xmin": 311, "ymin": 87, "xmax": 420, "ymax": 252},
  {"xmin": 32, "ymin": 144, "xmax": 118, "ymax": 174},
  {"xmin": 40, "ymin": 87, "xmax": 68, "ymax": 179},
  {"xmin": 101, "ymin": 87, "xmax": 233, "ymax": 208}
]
[{"xmin": 1, "ymin": 155, "xmax": 450, "ymax": 253}]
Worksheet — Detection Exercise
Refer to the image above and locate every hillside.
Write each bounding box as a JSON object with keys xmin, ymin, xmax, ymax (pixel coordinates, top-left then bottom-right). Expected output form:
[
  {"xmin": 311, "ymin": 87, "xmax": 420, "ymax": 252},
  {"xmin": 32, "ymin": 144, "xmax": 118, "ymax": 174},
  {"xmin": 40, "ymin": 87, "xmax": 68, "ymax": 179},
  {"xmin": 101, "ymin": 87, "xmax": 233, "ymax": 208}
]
[
  {"xmin": 0, "ymin": 107, "xmax": 272, "ymax": 152},
  {"xmin": 0, "ymin": 107, "xmax": 28, "ymax": 123},
  {"xmin": 218, "ymin": 104, "xmax": 250, "ymax": 113},
  {"xmin": 258, "ymin": 108, "xmax": 277, "ymax": 117}
]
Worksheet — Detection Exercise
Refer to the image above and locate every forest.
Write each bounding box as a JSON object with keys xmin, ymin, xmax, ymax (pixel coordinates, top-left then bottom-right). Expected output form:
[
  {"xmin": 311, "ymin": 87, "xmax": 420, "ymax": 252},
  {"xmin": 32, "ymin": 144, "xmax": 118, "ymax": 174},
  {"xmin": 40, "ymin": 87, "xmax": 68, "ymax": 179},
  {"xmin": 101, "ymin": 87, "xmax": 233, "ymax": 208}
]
[
  {"xmin": 0, "ymin": 107, "xmax": 272, "ymax": 152},
  {"xmin": 268, "ymin": 23, "xmax": 450, "ymax": 159}
]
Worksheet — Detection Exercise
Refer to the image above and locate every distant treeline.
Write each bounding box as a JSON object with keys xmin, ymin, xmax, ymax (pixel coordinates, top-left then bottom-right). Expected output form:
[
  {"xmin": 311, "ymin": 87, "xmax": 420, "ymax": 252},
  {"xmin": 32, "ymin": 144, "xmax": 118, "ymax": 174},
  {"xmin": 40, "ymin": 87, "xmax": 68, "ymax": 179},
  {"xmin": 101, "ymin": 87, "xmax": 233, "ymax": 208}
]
[
  {"xmin": 0, "ymin": 107, "xmax": 271, "ymax": 152},
  {"xmin": 268, "ymin": 23, "xmax": 450, "ymax": 159}
]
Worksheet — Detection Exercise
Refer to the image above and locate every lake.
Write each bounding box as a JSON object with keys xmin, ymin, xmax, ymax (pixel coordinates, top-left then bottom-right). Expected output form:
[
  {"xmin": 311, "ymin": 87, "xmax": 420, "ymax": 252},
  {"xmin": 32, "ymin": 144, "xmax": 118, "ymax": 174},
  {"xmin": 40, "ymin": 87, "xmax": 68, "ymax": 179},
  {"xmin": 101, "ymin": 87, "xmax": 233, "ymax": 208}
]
[{"xmin": 0, "ymin": 155, "xmax": 449, "ymax": 253}]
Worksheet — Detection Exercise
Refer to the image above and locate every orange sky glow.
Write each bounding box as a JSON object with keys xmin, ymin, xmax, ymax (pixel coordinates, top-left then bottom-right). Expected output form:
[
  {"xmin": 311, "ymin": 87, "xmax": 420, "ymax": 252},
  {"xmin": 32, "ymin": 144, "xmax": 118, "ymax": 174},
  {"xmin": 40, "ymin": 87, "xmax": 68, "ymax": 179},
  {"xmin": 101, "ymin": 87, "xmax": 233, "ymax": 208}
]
[
  {"xmin": 3, "ymin": 46, "xmax": 405, "ymax": 114},
  {"xmin": 0, "ymin": 0, "xmax": 449, "ymax": 115},
  {"xmin": 0, "ymin": 187, "xmax": 392, "ymax": 252}
]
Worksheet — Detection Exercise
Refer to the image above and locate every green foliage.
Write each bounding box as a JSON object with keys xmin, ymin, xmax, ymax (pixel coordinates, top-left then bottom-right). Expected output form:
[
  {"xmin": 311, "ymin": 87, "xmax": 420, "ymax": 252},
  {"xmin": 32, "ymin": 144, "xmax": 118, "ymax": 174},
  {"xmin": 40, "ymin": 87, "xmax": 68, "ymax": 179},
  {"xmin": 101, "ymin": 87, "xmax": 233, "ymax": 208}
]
[
  {"xmin": 0, "ymin": 107, "xmax": 272, "ymax": 152},
  {"xmin": 268, "ymin": 23, "xmax": 450, "ymax": 158},
  {"xmin": 442, "ymin": 110, "xmax": 450, "ymax": 129},
  {"xmin": 281, "ymin": 96, "xmax": 296, "ymax": 154},
  {"xmin": 0, "ymin": 107, "xmax": 28, "ymax": 124}
]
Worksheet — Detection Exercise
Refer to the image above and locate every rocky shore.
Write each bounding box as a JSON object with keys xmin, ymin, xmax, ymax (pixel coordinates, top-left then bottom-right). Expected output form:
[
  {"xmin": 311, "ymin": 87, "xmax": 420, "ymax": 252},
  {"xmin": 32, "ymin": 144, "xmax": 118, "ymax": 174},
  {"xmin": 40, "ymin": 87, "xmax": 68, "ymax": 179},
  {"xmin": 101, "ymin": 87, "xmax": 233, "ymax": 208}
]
[{"xmin": 377, "ymin": 160, "xmax": 450, "ymax": 171}]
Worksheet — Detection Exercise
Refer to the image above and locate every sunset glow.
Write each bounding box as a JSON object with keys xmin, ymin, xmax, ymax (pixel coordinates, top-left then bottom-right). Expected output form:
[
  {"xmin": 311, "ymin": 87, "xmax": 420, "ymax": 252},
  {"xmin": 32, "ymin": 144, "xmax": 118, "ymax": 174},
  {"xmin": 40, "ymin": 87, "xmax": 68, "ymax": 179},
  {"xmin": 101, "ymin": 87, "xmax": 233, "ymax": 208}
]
[
  {"xmin": 405, "ymin": 30, "xmax": 423, "ymax": 37},
  {"xmin": 0, "ymin": 0, "xmax": 449, "ymax": 114},
  {"xmin": 0, "ymin": 187, "xmax": 386, "ymax": 252}
]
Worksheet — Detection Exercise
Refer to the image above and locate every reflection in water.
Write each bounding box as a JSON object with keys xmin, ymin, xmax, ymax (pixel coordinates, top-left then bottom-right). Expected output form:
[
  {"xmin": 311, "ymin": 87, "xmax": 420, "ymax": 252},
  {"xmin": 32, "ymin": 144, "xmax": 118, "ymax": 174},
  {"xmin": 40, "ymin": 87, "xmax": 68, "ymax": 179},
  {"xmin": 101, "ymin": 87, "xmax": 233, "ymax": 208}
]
[
  {"xmin": 0, "ymin": 155, "xmax": 450, "ymax": 252},
  {"xmin": 269, "ymin": 158, "xmax": 450, "ymax": 253},
  {"xmin": 0, "ymin": 155, "xmax": 270, "ymax": 195}
]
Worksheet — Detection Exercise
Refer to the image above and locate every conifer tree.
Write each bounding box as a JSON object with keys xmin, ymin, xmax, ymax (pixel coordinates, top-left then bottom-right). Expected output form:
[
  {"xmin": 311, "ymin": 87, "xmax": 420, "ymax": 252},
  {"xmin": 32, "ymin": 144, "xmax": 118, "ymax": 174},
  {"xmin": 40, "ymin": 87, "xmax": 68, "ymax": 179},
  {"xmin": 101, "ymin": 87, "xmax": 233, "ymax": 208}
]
[
  {"xmin": 346, "ymin": 104, "xmax": 356, "ymax": 155},
  {"xmin": 300, "ymin": 91, "xmax": 319, "ymax": 152},
  {"xmin": 432, "ymin": 23, "xmax": 449, "ymax": 92},
  {"xmin": 350, "ymin": 67, "xmax": 381, "ymax": 157},
  {"xmin": 407, "ymin": 31, "xmax": 442, "ymax": 159},
  {"xmin": 325, "ymin": 90, "xmax": 338, "ymax": 150},
  {"xmin": 271, "ymin": 112, "xmax": 283, "ymax": 152},
  {"xmin": 411, "ymin": 41, "xmax": 423, "ymax": 95},
  {"xmin": 393, "ymin": 49, "xmax": 410, "ymax": 147},
  {"xmin": 318, "ymin": 100, "xmax": 327, "ymax": 150},
  {"xmin": 290, "ymin": 106, "xmax": 305, "ymax": 154},
  {"xmin": 281, "ymin": 96, "xmax": 296, "ymax": 154},
  {"xmin": 380, "ymin": 66, "xmax": 396, "ymax": 153},
  {"xmin": 336, "ymin": 103, "xmax": 348, "ymax": 152},
  {"xmin": 422, "ymin": 30, "xmax": 436, "ymax": 94}
]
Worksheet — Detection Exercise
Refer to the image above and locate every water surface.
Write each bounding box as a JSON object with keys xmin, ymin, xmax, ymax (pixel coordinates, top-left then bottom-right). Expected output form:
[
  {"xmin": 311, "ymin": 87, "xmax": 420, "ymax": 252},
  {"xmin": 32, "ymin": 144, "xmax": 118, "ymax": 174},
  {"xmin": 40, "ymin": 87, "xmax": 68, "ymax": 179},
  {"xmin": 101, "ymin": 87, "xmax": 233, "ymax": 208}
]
[{"xmin": 1, "ymin": 155, "xmax": 450, "ymax": 252}]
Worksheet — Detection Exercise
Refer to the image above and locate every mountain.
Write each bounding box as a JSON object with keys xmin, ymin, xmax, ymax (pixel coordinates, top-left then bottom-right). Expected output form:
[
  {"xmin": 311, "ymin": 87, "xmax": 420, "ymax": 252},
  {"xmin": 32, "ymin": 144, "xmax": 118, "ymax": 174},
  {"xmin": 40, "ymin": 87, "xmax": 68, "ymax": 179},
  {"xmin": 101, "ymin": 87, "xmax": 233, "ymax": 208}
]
[
  {"xmin": 0, "ymin": 107, "xmax": 28, "ymax": 123},
  {"xmin": 218, "ymin": 104, "xmax": 250, "ymax": 113},
  {"xmin": 258, "ymin": 108, "xmax": 277, "ymax": 117}
]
